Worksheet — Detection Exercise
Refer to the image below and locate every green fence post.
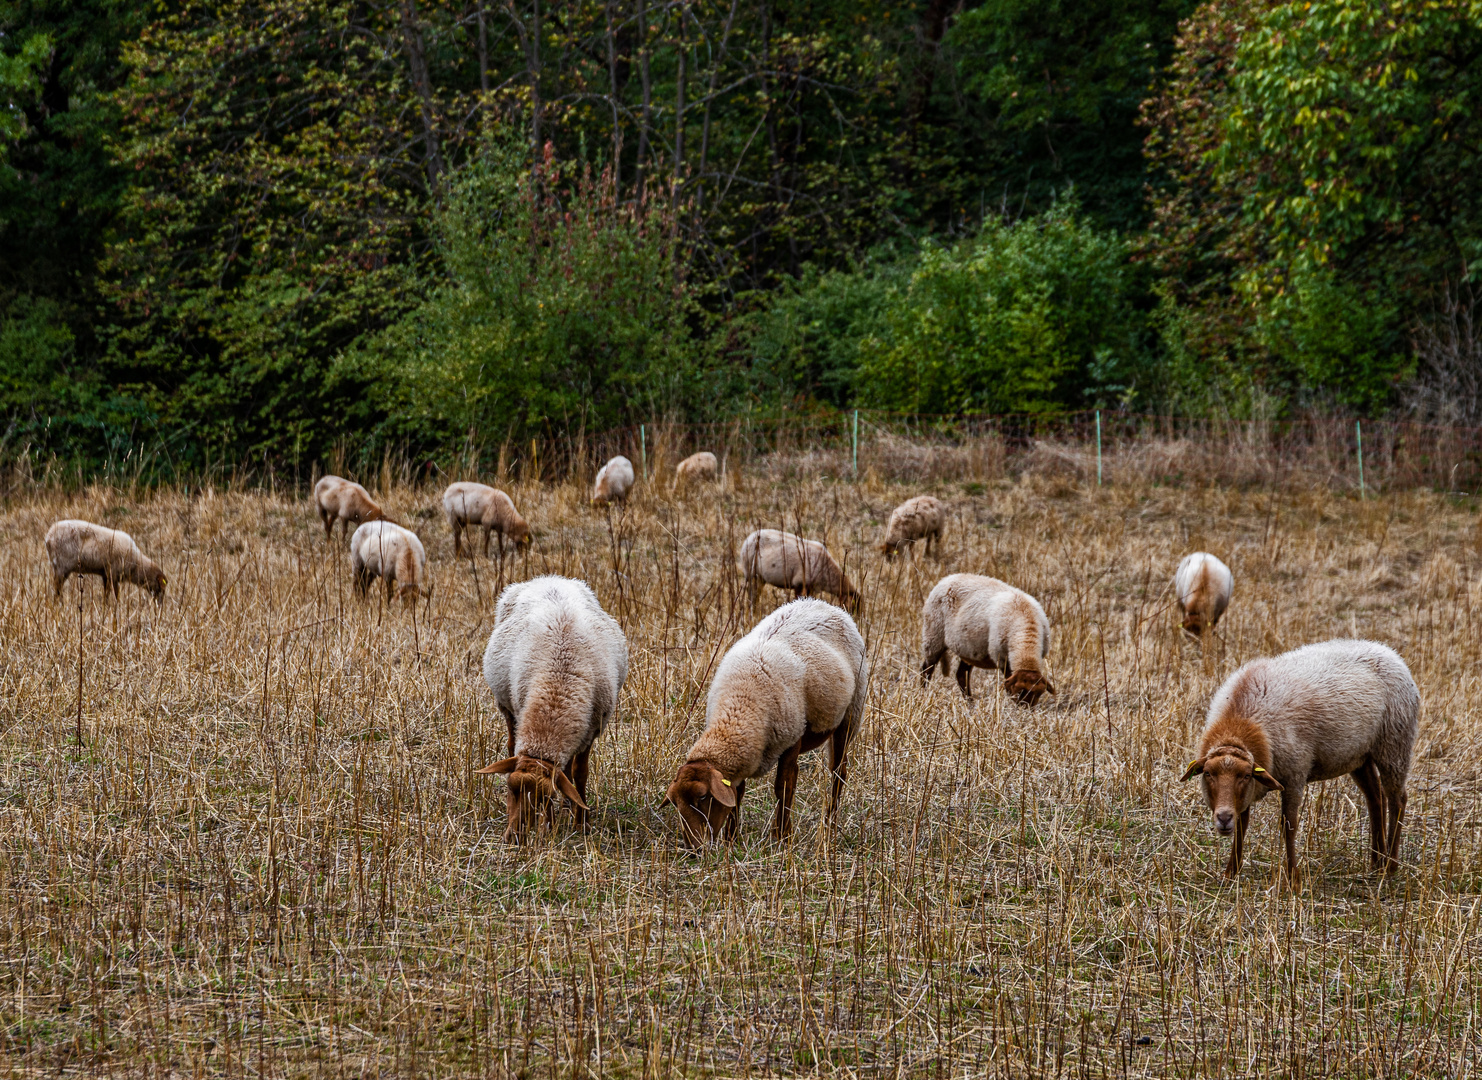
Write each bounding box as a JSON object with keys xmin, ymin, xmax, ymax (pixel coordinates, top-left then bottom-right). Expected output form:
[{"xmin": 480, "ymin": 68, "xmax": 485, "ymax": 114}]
[
  {"xmin": 853, "ymin": 410, "xmax": 859, "ymax": 476},
  {"xmin": 1356, "ymin": 420, "xmax": 1364, "ymax": 498},
  {"xmin": 1096, "ymin": 410, "xmax": 1102, "ymax": 487},
  {"xmin": 640, "ymin": 424, "xmax": 647, "ymax": 482}
]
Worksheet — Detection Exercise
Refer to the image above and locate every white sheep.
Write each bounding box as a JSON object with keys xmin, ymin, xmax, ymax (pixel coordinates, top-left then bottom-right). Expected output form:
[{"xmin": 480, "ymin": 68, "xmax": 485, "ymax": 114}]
[
  {"xmin": 591, "ymin": 456, "xmax": 636, "ymax": 506},
  {"xmin": 664, "ymin": 598, "xmax": 868, "ymax": 847},
  {"xmin": 1175, "ymin": 552, "xmax": 1234, "ymax": 636},
  {"xmin": 674, "ymin": 451, "xmax": 719, "ymax": 488},
  {"xmin": 349, "ymin": 520, "xmax": 427, "ymax": 605},
  {"xmin": 314, "ymin": 475, "xmax": 387, "ymax": 542},
  {"xmin": 45, "ymin": 520, "xmax": 167, "ymax": 602},
  {"xmin": 442, "ymin": 481, "xmax": 531, "ymax": 560},
  {"xmin": 738, "ymin": 528, "xmax": 861, "ymax": 613},
  {"xmin": 920, "ymin": 573, "xmax": 1053, "ymax": 705},
  {"xmin": 1181, "ymin": 639, "xmax": 1418, "ymax": 884},
  {"xmin": 476, "ymin": 576, "xmax": 629, "ymax": 840},
  {"xmin": 878, "ymin": 495, "xmax": 945, "ymax": 561}
]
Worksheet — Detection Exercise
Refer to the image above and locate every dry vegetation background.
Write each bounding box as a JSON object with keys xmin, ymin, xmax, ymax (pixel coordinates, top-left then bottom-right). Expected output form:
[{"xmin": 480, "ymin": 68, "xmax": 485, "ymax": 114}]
[{"xmin": 2, "ymin": 435, "xmax": 1482, "ymax": 1078}]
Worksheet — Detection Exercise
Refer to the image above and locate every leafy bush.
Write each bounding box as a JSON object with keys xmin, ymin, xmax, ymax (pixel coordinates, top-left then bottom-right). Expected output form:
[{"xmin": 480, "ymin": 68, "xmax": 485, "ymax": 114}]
[
  {"xmin": 854, "ymin": 201, "xmax": 1143, "ymax": 413},
  {"xmin": 343, "ymin": 136, "xmax": 717, "ymax": 456}
]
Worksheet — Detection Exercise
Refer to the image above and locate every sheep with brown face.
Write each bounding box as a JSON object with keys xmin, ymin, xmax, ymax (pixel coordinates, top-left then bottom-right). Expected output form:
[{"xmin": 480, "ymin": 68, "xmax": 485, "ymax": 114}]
[
  {"xmin": 1175, "ymin": 552, "xmax": 1233, "ymax": 636},
  {"xmin": 920, "ymin": 573, "xmax": 1053, "ymax": 705},
  {"xmin": 45, "ymin": 520, "xmax": 167, "ymax": 602},
  {"xmin": 664, "ymin": 598, "xmax": 867, "ymax": 848},
  {"xmin": 591, "ymin": 456, "xmax": 636, "ymax": 506},
  {"xmin": 1182, "ymin": 639, "xmax": 1418, "ymax": 885},
  {"xmin": 878, "ymin": 495, "xmax": 945, "ymax": 561},
  {"xmin": 674, "ymin": 451, "xmax": 719, "ymax": 489},
  {"xmin": 349, "ymin": 520, "xmax": 427, "ymax": 605},
  {"xmin": 476, "ymin": 576, "xmax": 628, "ymax": 842},
  {"xmin": 738, "ymin": 528, "xmax": 861, "ymax": 614},
  {"xmin": 442, "ymin": 481, "xmax": 531, "ymax": 561},
  {"xmin": 314, "ymin": 475, "xmax": 386, "ymax": 542}
]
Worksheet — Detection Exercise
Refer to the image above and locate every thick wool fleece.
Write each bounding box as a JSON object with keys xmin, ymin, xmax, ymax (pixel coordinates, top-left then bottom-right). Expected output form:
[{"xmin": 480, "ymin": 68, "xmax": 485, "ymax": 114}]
[
  {"xmin": 314, "ymin": 475, "xmax": 384, "ymax": 538},
  {"xmin": 1198, "ymin": 639, "xmax": 1418, "ymax": 807},
  {"xmin": 1175, "ymin": 552, "xmax": 1234, "ymax": 629},
  {"xmin": 592, "ymin": 456, "xmax": 636, "ymax": 505},
  {"xmin": 921, "ymin": 573, "xmax": 1049, "ymax": 676},
  {"xmin": 738, "ymin": 529, "xmax": 856, "ymax": 605},
  {"xmin": 349, "ymin": 521, "xmax": 426, "ymax": 596},
  {"xmin": 686, "ymin": 598, "xmax": 868, "ymax": 782},
  {"xmin": 482, "ymin": 576, "xmax": 629, "ymax": 768},
  {"xmin": 675, "ymin": 452, "xmax": 719, "ymax": 485},
  {"xmin": 880, "ymin": 495, "xmax": 945, "ymax": 554},
  {"xmin": 442, "ymin": 482, "xmax": 530, "ymax": 550},
  {"xmin": 45, "ymin": 519, "xmax": 166, "ymax": 598}
]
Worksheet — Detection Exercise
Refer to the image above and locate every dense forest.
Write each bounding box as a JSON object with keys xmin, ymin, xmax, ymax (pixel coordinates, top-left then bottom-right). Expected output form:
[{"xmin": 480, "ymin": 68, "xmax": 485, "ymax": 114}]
[{"xmin": 1, "ymin": 0, "xmax": 1479, "ymax": 472}]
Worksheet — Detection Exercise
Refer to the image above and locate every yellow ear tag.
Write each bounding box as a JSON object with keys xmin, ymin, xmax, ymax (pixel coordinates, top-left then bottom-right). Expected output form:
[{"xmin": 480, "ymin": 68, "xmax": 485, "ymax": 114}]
[
  {"xmin": 1188, "ymin": 760, "xmax": 1199, "ymax": 771},
  {"xmin": 1253, "ymin": 766, "xmax": 1265, "ymax": 773},
  {"xmin": 721, "ymin": 778, "xmax": 732, "ymax": 786}
]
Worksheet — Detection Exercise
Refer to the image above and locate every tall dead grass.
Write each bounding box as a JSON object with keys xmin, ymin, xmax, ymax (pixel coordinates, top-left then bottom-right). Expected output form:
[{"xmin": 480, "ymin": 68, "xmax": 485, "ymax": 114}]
[{"xmin": 1, "ymin": 461, "xmax": 1480, "ymax": 1076}]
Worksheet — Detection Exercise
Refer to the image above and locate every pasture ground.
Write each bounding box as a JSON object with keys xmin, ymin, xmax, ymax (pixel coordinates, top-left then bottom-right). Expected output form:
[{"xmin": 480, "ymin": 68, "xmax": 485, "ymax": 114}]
[{"xmin": 1, "ymin": 459, "xmax": 1480, "ymax": 1077}]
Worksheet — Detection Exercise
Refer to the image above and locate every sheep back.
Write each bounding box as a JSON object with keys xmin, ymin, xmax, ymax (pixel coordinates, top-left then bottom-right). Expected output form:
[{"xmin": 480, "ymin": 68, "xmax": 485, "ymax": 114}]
[
  {"xmin": 592, "ymin": 456, "xmax": 636, "ymax": 505},
  {"xmin": 483, "ymin": 576, "xmax": 629, "ymax": 767},
  {"xmin": 675, "ymin": 451, "xmax": 719, "ymax": 484},
  {"xmin": 1175, "ymin": 552, "xmax": 1234, "ymax": 632}
]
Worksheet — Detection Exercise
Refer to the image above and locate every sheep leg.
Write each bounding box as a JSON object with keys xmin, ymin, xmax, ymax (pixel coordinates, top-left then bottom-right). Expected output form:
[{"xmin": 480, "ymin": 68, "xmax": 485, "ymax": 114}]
[
  {"xmin": 1280, "ymin": 787, "xmax": 1304, "ymax": 887},
  {"xmin": 501, "ymin": 708, "xmax": 517, "ymax": 756},
  {"xmin": 1225, "ymin": 808, "xmax": 1250, "ymax": 878},
  {"xmin": 570, "ymin": 749, "xmax": 591, "ymax": 828},
  {"xmin": 483, "ymin": 526, "xmax": 492, "ymax": 560},
  {"xmin": 1382, "ymin": 777, "xmax": 1407, "ymax": 872},
  {"xmin": 723, "ymin": 780, "xmax": 746, "ymax": 841},
  {"xmin": 955, "ymin": 660, "xmax": 972, "ymax": 699},
  {"xmin": 826, "ymin": 721, "xmax": 853, "ymax": 823},
  {"xmin": 384, "ymin": 573, "xmax": 396, "ymax": 604},
  {"xmin": 771, "ymin": 741, "xmax": 803, "ymax": 842},
  {"xmin": 1350, "ymin": 762, "xmax": 1387, "ymax": 871},
  {"xmin": 322, "ymin": 511, "xmax": 334, "ymax": 542},
  {"xmin": 920, "ymin": 649, "xmax": 946, "ymax": 685},
  {"xmin": 52, "ymin": 570, "xmax": 66, "ymax": 599}
]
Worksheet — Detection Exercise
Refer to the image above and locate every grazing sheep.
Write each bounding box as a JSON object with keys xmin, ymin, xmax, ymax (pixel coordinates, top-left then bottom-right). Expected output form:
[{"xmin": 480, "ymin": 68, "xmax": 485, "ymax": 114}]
[
  {"xmin": 476, "ymin": 576, "xmax": 629, "ymax": 841},
  {"xmin": 45, "ymin": 520, "xmax": 166, "ymax": 602},
  {"xmin": 878, "ymin": 495, "xmax": 946, "ymax": 561},
  {"xmin": 1175, "ymin": 552, "xmax": 1234, "ymax": 636},
  {"xmin": 442, "ymin": 481, "xmax": 531, "ymax": 561},
  {"xmin": 591, "ymin": 455, "xmax": 636, "ymax": 506},
  {"xmin": 315, "ymin": 475, "xmax": 386, "ymax": 542},
  {"xmin": 1181, "ymin": 639, "xmax": 1418, "ymax": 885},
  {"xmin": 738, "ymin": 529, "xmax": 861, "ymax": 614},
  {"xmin": 349, "ymin": 520, "xmax": 427, "ymax": 605},
  {"xmin": 664, "ymin": 598, "xmax": 867, "ymax": 847},
  {"xmin": 920, "ymin": 573, "xmax": 1054, "ymax": 705},
  {"xmin": 674, "ymin": 451, "xmax": 719, "ymax": 488}
]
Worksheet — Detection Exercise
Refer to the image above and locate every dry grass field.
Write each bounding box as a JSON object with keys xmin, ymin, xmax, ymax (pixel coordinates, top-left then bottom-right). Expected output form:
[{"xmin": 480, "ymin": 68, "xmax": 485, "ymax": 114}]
[{"xmin": 2, "ymin": 444, "xmax": 1481, "ymax": 1077}]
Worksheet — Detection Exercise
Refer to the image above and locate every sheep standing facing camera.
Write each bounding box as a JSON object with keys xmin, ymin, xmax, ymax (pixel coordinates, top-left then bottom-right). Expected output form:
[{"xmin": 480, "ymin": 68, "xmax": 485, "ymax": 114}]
[
  {"xmin": 477, "ymin": 576, "xmax": 629, "ymax": 841},
  {"xmin": 45, "ymin": 520, "xmax": 167, "ymax": 602}
]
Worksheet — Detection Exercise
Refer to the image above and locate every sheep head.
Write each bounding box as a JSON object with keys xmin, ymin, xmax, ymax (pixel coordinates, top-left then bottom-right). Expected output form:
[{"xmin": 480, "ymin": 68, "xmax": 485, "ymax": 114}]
[
  {"xmin": 144, "ymin": 563, "xmax": 167, "ymax": 602},
  {"xmin": 1181, "ymin": 611, "xmax": 1207, "ymax": 637},
  {"xmin": 477, "ymin": 754, "xmax": 588, "ymax": 842},
  {"xmin": 663, "ymin": 761, "xmax": 737, "ymax": 849},
  {"xmin": 509, "ymin": 519, "xmax": 533, "ymax": 550},
  {"xmin": 1181, "ymin": 745, "xmax": 1282, "ymax": 836},
  {"xmin": 1004, "ymin": 669, "xmax": 1053, "ymax": 706}
]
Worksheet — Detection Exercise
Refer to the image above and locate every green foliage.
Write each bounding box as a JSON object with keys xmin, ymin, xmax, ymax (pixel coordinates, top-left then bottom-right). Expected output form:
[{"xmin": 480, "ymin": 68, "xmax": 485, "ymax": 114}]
[
  {"xmin": 345, "ymin": 137, "xmax": 715, "ymax": 452},
  {"xmin": 0, "ymin": 25, "xmax": 48, "ymax": 154},
  {"xmin": 853, "ymin": 202, "xmax": 1142, "ymax": 413}
]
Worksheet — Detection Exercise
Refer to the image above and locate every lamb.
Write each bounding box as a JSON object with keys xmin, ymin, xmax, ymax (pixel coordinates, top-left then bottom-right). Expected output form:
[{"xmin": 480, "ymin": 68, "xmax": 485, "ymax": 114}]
[
  {"xmin": 349, "ymin": 520, "xmax": 427, "ymax": 605},
  {"xmin": 664, "ymin": 598, "xmax": 867, "ymax": 848},
  {"xmin": 442, "ymin": 481, "xmax": 531, "ymax": 561},
  {"xmin": 920, "ymin": 573, "xmax": 1054, "ymax": 705},
  {"xmin": 45, "ymin": 520, "xmax": 167, "ymax": 602},
  {"xmin": 674, "ymin": 451, "xmax": 719, "ymax": 488},
  {"xmin": 476, "ymin": 576, "xmax": 629, "ymax": 841},
  {"xmin": 1175, "ymin": 552, "xmax": 1234, "ymax": 636},
  {"xmin": 1181, "ymin": 639, "xmax": 1418, "ymax": 885},
  {"xmin": 591, "ymin": 455, "xmax": 636, "ymax": 506},
  {"xmin": 738, "ymin": 528, "xmax": 861, "ymax": 614},
  {"xmin": 315, "ymin": 475, "xmax": 387, "ymax": 542},
  {"xmin": 878, "ymin": 495, "xmax": 945, "ymax": 561}
]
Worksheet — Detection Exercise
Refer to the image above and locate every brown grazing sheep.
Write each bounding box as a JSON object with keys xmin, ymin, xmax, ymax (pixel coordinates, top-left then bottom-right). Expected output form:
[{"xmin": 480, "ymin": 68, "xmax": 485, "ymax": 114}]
[
  {"xmin": 674, "ymin": 451, "xmax": 719, "ymax": 488},
  {"xmin": 591, "ymin": 456, "xmax": 636, "ymax": 506},
  {"xmin": 920, "ymin": 573, "xmax": 1053, "ymax": 705},
  {"xmin": 45, "ymin": 520, "xmax": 166, "ymax": 602},
  {"xmin": 738, "ymin": 528, "xmax": 861, "ymax": 613},
  {"xmin": 1175, "ymin": 552, "xmax": 1234, "ymax": 636},
  {"xmin": 349, "ymin": 521, "xmax": 427, "ymax": 605},
  {"xmin": 314, "ymin": 475, "xmax": 386, "ymax": 542},
  {"xmin": 878, "ymin": 495, "xmax": 945, "ymax": 561},
  {"xmin": 442, "ymin": 481, "xmax": 531, "ymax": 561}
]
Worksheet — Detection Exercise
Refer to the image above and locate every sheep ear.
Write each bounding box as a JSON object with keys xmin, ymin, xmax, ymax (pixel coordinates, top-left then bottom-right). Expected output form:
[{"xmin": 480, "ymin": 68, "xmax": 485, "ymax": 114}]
[
  {"xmin": 1180, "ymin": 758, "xmax": 1205, "ymax": 781},
  {"xmin": 1251, "ymin": 766, "xmax": 1284, "ymax": 791},
  {"xmin": 553, "ymin": 769, "xmax": 590, "ymax": 811},
  {"xmin": 708, "ymin": 769, "xmax": 737, "ymax": 808},
  {"xmin": 476, "ymin": 757, "xmax": 519, "ymax": 775}
]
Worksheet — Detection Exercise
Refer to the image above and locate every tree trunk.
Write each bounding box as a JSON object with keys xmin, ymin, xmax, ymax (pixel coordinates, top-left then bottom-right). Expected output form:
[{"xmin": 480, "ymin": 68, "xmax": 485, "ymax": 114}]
[{"xmin": 399, "ymin": 0, "xmax": 444, "ymax": 197}]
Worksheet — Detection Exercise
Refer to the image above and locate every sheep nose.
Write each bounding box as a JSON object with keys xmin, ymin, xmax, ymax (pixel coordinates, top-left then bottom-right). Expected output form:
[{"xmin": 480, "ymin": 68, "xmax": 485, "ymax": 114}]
[{"xmin": 1215, "ymin": 810, "xmax": 1234, "ymax": 834}]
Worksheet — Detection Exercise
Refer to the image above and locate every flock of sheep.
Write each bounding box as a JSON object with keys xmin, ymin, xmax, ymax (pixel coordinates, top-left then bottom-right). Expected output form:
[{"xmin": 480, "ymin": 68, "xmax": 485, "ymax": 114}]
[{"xmin": 40, "ymin": 451, "xmax": 1420, "ymax": 886}]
